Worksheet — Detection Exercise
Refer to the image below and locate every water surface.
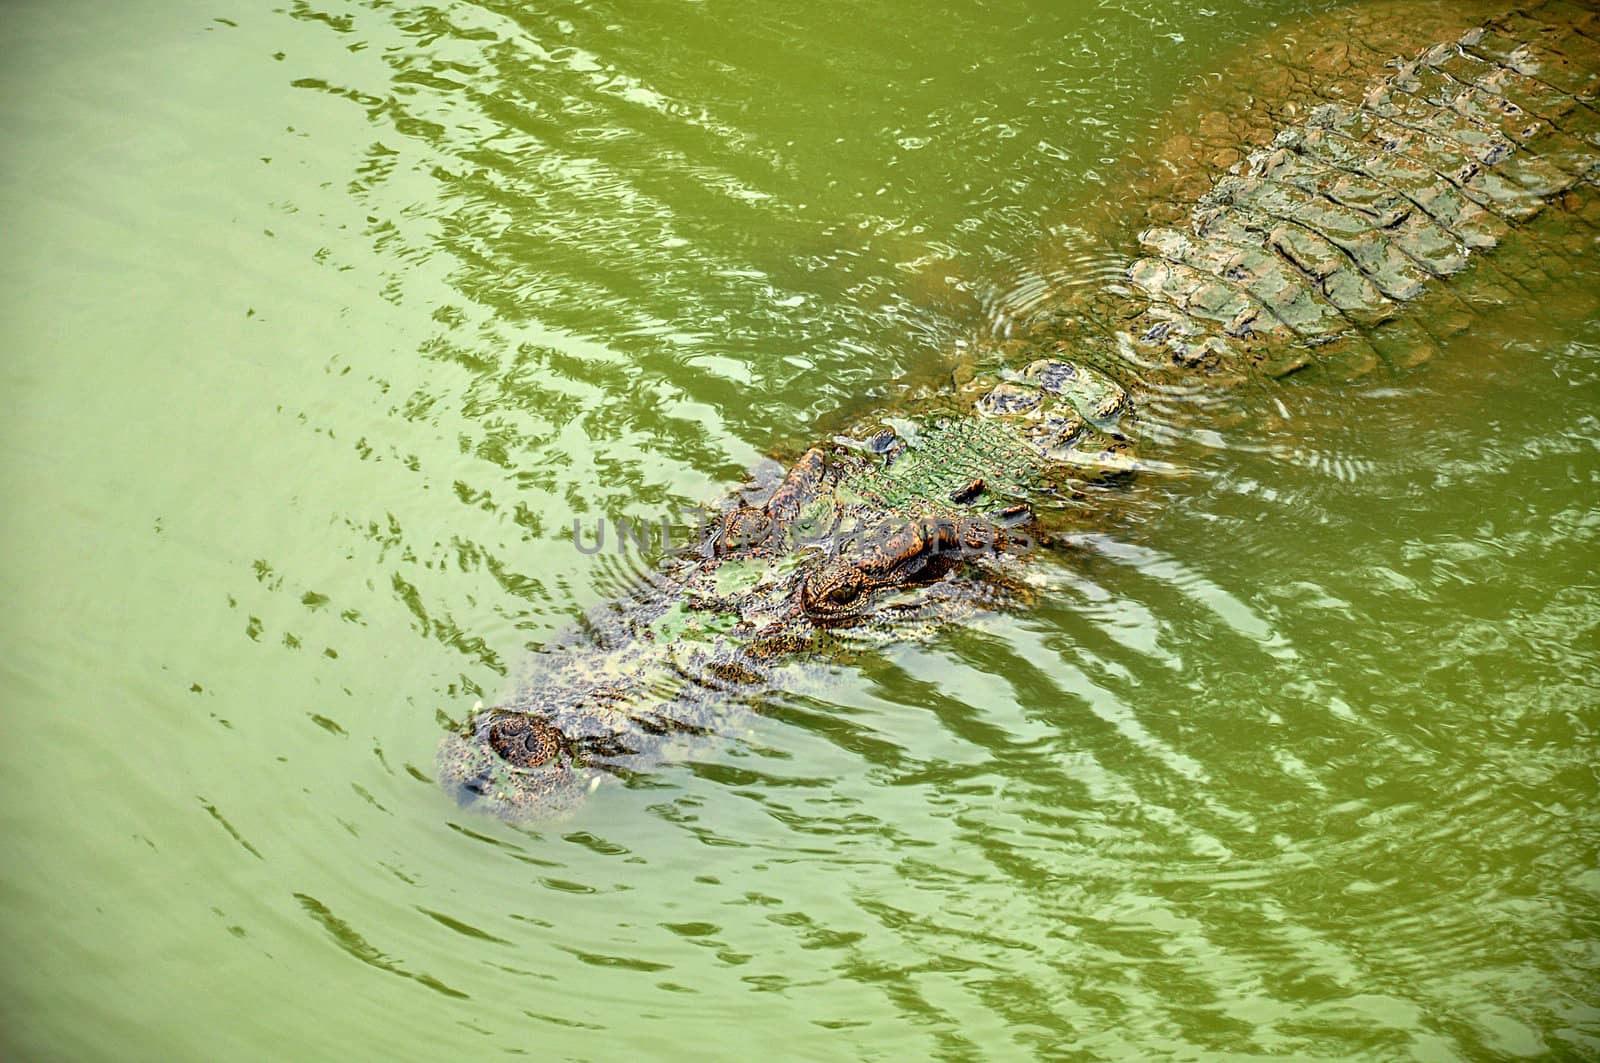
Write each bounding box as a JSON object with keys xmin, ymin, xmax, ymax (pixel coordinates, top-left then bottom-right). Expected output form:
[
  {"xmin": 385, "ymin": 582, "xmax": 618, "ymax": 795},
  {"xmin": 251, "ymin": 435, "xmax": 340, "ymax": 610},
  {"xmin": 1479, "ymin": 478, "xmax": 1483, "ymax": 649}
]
[{"xmin": 1, "ymin": 0, "xmax": 1596, "ymax": 1058}]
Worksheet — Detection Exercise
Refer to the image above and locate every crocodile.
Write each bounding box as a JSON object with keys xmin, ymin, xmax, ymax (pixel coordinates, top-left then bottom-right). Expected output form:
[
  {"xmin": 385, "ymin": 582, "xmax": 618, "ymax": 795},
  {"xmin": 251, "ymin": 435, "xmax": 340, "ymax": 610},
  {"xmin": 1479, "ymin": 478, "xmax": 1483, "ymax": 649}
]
[{"xmin": 437, "ymin": 0, "xmax": 1600, "ymax": 820}]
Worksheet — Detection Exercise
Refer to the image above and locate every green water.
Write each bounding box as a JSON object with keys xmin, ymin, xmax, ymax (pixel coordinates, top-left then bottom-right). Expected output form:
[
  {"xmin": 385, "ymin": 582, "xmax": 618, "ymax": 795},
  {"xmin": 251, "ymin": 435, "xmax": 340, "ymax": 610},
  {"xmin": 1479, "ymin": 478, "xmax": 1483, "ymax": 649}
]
[{"xmin": 2, "ymin": 0, "xmax": 1597, "ymax": 1058}]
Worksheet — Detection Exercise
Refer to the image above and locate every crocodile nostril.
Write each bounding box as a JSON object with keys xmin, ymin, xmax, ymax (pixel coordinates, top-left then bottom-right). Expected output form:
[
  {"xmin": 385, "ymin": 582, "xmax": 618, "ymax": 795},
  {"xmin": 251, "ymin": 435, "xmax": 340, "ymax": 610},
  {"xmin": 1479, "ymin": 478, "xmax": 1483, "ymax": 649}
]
[{"xmin": 488, "ymin": 714, "xmax": 562, "ymax": 767}]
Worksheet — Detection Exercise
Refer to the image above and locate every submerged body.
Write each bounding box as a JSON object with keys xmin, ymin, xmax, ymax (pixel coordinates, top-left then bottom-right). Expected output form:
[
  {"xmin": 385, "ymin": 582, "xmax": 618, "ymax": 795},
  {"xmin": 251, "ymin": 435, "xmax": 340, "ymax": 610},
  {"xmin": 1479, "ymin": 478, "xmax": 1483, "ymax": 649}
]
[{"xmin": 439, "ymin": 0, "xmax": 1600, "ymax": 819}]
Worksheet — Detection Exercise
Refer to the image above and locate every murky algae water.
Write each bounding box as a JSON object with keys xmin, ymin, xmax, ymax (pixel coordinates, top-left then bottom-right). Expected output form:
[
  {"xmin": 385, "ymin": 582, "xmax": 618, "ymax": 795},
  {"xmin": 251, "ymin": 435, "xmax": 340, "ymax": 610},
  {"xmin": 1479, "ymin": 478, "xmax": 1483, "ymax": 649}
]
[{"xmin": 2, "ymin": 0, "xmax": 1597, "ymax": 1058}]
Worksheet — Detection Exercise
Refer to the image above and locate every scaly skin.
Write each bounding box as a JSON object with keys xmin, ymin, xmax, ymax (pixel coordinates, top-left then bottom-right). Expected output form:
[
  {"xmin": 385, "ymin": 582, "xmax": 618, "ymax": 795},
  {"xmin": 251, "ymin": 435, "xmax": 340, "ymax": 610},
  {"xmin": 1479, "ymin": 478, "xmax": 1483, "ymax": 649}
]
[{"xmin": 438, "ymin": 1, "xmax": 1600, "ymax": 820}]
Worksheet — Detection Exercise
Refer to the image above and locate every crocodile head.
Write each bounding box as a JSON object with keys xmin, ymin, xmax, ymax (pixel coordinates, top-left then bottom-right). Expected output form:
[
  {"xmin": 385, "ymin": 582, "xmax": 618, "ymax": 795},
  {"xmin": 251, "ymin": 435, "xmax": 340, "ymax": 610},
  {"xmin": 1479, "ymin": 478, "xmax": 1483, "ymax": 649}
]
[
  {"xmin": 433, "ymin": 360, "xmax": 1151, "ymax": 820},
  {"xmin": 436, "ymin": 449, "xmax": 1034, "ymax": 821}
]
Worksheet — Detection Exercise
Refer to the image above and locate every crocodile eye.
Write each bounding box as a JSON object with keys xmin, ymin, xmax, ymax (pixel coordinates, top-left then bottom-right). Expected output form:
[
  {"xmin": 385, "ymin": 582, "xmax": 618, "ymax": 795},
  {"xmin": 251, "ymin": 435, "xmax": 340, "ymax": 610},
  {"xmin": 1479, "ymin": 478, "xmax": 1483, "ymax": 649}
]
[
  {"xmin": 804, "ymin": 567, "xmax": 864, "ymax": 615},
  {"xmin": 826, "ymin": 580, "xmax": 861, "ymax": 605}
]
